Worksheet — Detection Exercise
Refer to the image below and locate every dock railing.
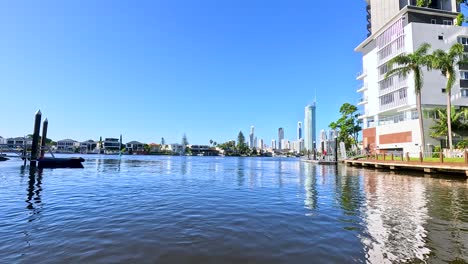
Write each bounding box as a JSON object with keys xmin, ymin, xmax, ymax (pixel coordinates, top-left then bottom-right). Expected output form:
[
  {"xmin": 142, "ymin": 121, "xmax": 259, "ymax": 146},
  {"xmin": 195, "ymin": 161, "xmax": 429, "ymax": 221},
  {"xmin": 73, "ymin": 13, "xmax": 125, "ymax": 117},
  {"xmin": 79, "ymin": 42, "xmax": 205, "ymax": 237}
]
[{"xmin": 361, "ymin": 150, "xmax": 468, "ymax": 165}]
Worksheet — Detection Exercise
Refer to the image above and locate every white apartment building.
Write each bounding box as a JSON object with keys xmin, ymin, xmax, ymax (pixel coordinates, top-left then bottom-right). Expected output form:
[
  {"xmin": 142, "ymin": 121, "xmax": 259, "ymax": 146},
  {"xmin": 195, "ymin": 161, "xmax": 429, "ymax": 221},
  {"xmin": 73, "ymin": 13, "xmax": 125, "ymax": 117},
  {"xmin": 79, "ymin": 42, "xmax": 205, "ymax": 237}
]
[
  {"xmin": 356, "ymin": 0, "xmax": 468, "ymax": 154},
  {"xmin": 0, "ymin": 136, "xmax": 6, "ymax": 145}
]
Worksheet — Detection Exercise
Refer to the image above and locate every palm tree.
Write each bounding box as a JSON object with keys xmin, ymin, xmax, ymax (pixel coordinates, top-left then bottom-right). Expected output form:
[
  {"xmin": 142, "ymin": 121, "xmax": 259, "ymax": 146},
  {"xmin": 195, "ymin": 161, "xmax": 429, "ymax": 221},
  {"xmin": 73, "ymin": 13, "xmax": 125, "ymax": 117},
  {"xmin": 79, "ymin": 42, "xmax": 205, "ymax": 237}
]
[
  {"xmin": 429, "ymin": 107, "xmax": 468, "ymax": 139},
  {"xmin": 385, "ymin": 43, "xmax": 431, "ymax": 153},
  {"xmin": 430, "ymin": 43, "xmax": 468, "ymax": 150}
]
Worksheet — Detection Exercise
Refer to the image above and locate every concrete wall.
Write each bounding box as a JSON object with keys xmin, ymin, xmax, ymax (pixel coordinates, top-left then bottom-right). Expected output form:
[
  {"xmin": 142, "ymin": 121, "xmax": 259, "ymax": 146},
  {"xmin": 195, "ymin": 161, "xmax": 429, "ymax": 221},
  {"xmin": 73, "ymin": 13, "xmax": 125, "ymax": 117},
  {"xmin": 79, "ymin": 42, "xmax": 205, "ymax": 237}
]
[{"xmin": 370, "ymin": 0, "xmax": 401, "ymax": 34}]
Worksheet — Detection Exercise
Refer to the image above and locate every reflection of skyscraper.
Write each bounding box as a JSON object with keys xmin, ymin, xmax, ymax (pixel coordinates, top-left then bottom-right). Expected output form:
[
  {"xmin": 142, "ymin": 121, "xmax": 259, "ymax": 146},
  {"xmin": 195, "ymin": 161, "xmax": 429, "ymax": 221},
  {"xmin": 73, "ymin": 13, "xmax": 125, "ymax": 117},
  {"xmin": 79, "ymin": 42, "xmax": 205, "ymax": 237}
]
[
  {"xmin": 297, "ymin": 122, "xmax": 302, "ymax": 140},
  {"xmin": 278, "ymin": 127, "xmax": 284, "ymax": 150},
  {"xmin": 304, "ymin": 103, "xmax": 316, "ymax": 151},
  {"xmin": 249, "ymin": 126, "xmax": 255, "ymax": 148}
]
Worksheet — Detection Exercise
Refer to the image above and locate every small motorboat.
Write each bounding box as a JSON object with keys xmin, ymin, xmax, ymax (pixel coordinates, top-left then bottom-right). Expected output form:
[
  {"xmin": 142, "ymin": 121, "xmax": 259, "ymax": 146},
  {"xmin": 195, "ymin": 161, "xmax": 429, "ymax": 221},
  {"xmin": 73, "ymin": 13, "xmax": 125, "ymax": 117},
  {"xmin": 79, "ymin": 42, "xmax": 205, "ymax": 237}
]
[{"xmin": 38, "ymin": 157, "xmax": 85, "ymax": 169}]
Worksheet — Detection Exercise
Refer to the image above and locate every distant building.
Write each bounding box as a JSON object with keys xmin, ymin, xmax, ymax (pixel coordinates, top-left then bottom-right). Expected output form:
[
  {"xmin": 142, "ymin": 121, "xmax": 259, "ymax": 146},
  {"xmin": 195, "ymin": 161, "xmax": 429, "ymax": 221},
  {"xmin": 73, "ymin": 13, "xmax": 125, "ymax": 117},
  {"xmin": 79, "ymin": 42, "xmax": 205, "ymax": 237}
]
[
  {"xmin": 149, "ymin": 143, "xmax": 161, "ymax": 152},
  {"xmin": 304, "ymin": 103, "xmax": 316, "ymax": 151},
  {"xmin": 80, "ymin": 140, "xmax": 97, "ymax": 153},
  {"xmin": 254, "ymin": 136, "xmax": 257, "ymax": 149},
  {"xmin": 271, "ymin": 139, "xmax": 277, "ymax": 150},
  {"xmin": 126, "ymin": 141, "xmax": 145, "ymax": 153},
  {"xmin": 0, "ymin": 136, "xmax": 6, "ymax": 145},
  {"xmin": 165, "ymin": 143, "xmax": 184, "ymax": 154},
  {"xmin": 319, "ymin": 129, "xmax": 327, "ymax": 153},
  {"xmin": 297, "ymin": 122, "xmax": 302, "ymax": 140},
  {"xmin": 249, "ymin": 126, "xmax": 255, "ymax": 149},
  {"xmin": 7, "ymin": 137, "xmax": 32, "ymax": 148},
  {"xmin": 258, "ymin": 139, "xmax": 264, "ymax": 150},
  {"xmin": 104, "ymin": 138, "xmax": 120, "ymax": 152},
  {"xmin": 278, "ymin": 128, "xmax": 284, "ymax": 150},
  {"xmin": 57, "ymin": 139, "xmax": 79, "ymax": 152}
]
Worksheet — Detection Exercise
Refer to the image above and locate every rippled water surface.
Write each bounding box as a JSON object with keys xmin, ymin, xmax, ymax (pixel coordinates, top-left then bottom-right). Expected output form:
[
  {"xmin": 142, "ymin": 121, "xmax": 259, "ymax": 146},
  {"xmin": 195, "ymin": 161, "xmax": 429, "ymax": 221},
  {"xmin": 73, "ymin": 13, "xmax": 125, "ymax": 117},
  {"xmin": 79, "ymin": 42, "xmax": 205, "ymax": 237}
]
[{"xmin": 1, "ymin": 155, "xmax": 467, "ymax": 263}]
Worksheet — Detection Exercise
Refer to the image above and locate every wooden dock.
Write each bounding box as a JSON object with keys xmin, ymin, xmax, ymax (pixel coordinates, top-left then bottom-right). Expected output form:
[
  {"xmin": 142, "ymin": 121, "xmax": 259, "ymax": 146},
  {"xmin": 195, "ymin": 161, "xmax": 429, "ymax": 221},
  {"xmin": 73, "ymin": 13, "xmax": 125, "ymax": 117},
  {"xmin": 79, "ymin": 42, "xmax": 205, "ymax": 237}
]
[{"xmin": 344, "ymin": 159, "xmax": 468, "ymax": 177}]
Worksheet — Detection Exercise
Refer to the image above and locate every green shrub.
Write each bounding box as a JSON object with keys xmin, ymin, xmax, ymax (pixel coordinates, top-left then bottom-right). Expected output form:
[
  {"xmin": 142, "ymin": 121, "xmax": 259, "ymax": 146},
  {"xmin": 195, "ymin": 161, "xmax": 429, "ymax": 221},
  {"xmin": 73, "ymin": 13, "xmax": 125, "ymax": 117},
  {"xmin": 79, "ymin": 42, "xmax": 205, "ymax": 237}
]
[
  {"xmin": 432, "ymin": 145, "xmax": 441, "ymax": 158},
  {"xmin": 456, "ymin": 140, "xmax": 468, "ymax": 149}
]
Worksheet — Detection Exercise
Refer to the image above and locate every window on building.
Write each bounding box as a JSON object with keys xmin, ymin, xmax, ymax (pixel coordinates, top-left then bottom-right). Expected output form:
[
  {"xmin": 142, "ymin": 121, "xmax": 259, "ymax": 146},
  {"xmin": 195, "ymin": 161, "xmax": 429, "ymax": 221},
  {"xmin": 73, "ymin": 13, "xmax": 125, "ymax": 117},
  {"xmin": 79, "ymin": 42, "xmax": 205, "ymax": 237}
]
[
  {"xmin": 399, "ymin": 88, "xmax": 407, "ymax": 99},
  {"xmin": 460, "ymin": 71, "xmax": 468, "ymax": 80},
  {"xmin": 438, "ymin": 35, "xmax": 444, "ymax": 40},
  {"xmin": 441, "ymin": 88, "xmax": 447, "ymax": 93},
  {"xmin": 431, "ymin": 19, "xmax": 437, "ymax": 24},
  {"xmin": 462, "ymin": 89, "xmax": 468, "ymax": 97},
  {"xmin": 380, "ymin": 94, "xmax": 395, "ymax": 105},
  {"xmin": 443, "ymin": 20, "xmax": 453, "ymax": 25},
  {"xmin": 459, "ymin": 36, "xmax": 468, "ymax": 45}
]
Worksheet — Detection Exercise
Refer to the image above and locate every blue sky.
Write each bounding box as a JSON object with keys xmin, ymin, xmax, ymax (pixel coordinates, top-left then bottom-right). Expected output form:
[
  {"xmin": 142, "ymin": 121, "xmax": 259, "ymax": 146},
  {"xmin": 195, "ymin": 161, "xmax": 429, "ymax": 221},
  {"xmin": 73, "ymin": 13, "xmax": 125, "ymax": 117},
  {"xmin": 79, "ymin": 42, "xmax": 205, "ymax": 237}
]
[{"xmin": 0, "ymin": 0, "xmax": 367, "ymax": 145}]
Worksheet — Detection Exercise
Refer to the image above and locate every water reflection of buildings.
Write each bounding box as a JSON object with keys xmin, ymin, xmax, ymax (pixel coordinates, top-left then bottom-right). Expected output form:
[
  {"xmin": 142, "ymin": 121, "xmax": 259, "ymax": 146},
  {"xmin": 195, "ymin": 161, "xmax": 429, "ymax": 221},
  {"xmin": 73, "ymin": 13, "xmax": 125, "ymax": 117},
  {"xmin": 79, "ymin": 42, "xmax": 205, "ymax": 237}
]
[
  {"xmin": 361, "ymin": 170, "xmax": 430, "ymax": 263},
  {"xmin": 302, "ymin": 163, "xmax": 317, "ymax": 210}
]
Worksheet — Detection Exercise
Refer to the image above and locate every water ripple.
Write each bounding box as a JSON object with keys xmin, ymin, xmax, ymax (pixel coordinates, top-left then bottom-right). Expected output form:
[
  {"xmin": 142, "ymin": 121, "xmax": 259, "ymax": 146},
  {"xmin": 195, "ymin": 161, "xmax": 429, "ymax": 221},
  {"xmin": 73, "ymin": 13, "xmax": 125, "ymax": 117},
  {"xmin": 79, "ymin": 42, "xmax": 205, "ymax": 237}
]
[{"xmin": 0, "ymin": 155, "xmax": 466, "ymax": 263}]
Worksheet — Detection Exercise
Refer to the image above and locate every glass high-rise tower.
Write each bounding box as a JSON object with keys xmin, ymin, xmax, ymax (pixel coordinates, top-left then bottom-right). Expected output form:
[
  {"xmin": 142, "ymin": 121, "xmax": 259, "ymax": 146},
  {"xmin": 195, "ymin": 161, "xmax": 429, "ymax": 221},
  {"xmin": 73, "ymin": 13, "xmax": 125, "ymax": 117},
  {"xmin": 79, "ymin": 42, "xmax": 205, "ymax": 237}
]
[
  {"xmin": 304, "ymin": 103, "xmax": 316, "ymax": 151},
  {"xmin": 278, "ymin": 128, "xmax": 284, "ymax": 150}
]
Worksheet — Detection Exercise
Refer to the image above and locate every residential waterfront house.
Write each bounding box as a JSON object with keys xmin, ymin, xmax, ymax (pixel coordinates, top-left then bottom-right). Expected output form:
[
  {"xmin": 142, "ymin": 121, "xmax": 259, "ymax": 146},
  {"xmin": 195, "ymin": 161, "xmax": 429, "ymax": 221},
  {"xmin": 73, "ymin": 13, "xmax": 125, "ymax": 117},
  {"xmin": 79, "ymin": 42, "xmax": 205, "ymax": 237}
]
[
  {"xmin": 149, "ymin": 143, "xmax": 161, "ymax": 153},
  {"xmin": 356, "ymin": 0, "xmax": 468, "ymax": 154},
  {"xmin": 7, "ymin": 137, "xmax": 33, "ymax": 148},
  {"xmin": 57, "ymin": 139, "xmax": 79, "ymax": 153},
  {"xmin": 126, "ymin": 141, "xmax": 145, "ymax": 153},
  {"xmin": 80, "ymin": 140, "xmax": 97, "ymax": 153},
  {"xmin": 103, "ymin": 138, "xmax": 121, "ymax": 153}
]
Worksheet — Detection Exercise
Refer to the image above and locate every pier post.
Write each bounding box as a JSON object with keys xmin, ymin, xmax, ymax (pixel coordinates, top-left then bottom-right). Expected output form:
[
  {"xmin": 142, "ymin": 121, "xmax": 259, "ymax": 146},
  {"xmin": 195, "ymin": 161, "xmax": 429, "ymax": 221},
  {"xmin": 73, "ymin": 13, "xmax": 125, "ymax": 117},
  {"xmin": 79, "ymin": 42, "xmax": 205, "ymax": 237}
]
[
  {"xmin": 439, "ymin": 151, "xmax": 444, "ymax": 163},
  {"xmin": 406, "ymin": 152, "xmax": 410, "ymax": 162},
  {"xmin": 40, "ymin": 118, "xmax": 48, "ymax": 159},
  {"xmin": 464, "ymin": 150, "xmax": 468, "ymax": 165},
  {"xmin": 30, "ymin": 110, "xmax": 42, "ymax": 168},
  {"xmin": 334, "ymin": 137, "xmax": 338, "ymax": 162},
  {"xmin": 383, "ymin": 153, "xmax": 386, "ymax": 161},
  {"xmin": 419, "ymin": 152, "xmax": 423, "ymax": 163},
  {"xmin": 391, "ymin": 153, "xmax": 394, "ymax": 161},
  {"xmin": 401, "ymin": 153, "xmax": 404, "ymax": 161}
]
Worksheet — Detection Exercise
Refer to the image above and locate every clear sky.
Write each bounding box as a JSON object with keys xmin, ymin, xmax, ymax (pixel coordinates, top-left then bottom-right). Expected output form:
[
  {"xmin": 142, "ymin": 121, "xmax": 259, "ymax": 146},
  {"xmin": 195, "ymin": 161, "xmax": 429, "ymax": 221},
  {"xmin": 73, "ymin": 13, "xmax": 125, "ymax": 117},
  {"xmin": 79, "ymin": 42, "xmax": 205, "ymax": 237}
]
[{"xmin": 0, "ymin": 0, "xmax": 367, "ymax": 145}]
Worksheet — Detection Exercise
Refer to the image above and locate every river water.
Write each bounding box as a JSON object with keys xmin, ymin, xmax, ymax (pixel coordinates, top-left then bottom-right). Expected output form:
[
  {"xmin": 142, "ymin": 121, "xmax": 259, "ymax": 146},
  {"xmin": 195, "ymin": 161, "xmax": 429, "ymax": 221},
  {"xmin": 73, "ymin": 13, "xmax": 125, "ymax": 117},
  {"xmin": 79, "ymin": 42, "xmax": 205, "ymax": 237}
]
[{"xmin": 0, "ymin": 155, "xmax": 467, "ymax": 263}]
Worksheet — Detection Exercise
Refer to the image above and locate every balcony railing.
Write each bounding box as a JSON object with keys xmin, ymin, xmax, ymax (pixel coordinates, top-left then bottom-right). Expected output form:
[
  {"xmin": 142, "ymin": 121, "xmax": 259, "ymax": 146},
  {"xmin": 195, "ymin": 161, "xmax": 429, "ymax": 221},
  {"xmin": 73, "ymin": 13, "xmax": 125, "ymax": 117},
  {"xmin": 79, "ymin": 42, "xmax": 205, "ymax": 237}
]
[
  {"xmin": 357, "ymin": 83, "xmax": 368, "ymax": 93},
  {"xmin": 356, "ymin": 70, "xmax": 367, "ymax": 80},
  {"xmin": 358, "ymin": 96, "xmax": 368, "ymax": 105}
]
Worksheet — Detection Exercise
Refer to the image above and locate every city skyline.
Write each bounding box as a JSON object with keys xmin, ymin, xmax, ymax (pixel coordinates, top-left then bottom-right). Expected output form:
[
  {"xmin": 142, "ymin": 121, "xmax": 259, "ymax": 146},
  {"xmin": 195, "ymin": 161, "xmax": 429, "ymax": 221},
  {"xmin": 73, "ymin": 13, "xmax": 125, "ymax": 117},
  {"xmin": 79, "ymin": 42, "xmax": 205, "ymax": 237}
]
[{"xmin": 0, "ymin": 1, "xmax": 367, "ymax": 145}]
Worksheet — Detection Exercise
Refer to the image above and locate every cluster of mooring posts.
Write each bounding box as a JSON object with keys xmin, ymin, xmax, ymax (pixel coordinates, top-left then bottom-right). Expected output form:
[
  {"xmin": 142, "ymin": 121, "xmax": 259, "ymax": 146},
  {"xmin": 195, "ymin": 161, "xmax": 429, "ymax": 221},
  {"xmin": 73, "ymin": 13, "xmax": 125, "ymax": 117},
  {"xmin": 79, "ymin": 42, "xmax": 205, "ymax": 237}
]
[{"xmin": 29, "ymin": 110, "xmax": 84, "ymax": 169}]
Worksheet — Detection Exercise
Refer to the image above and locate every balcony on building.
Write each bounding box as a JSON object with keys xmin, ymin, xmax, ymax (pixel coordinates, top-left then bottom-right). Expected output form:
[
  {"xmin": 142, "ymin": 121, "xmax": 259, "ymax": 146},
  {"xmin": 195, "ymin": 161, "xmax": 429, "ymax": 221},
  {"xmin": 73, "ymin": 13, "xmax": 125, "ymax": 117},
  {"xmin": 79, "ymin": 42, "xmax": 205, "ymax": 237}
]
[
  {"xmin": 358, "ymin": 110, "xmax": 369, "ymax": 120},
  {"xmin": 356, "ymin": 69, "xmax": 367, "ymax": 80},
  {"xmin": 357, "ymin": 96, "xmax": 368, "ymax": 106},
  {"xmin": 357, "ymin": 82, "xmax": 368, "ymax": 93}
]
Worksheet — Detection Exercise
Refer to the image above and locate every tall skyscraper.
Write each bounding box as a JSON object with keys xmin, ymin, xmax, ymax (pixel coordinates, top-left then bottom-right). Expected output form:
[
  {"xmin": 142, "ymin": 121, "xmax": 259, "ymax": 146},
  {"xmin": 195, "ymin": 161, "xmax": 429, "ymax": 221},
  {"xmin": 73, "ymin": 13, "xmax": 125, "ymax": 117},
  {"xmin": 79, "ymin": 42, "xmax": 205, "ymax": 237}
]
[
  {"xmin": 278, "ymin": 127, "xmax": 284, "ymax": 150},
  {"xmin": 304, "ymin": 103, "xmax": 316, "ymax": 151},
  {"xmin": 258, "ymin": 139, "xmax": 264, "ymax": 150},
  {"xmin": 297, "ymin": 122, "xmax": 302, "ymax": 140},
  {"xmin": 271, "ymin": 139, "xmax": 277, "ymax": 150},
  {"xmin": 357, "ymin": 0, "xmax": 468, "ymax": 153},
  {"xmin": 249, "ymin": 126, "xmax": 255, "ymax": 149}
]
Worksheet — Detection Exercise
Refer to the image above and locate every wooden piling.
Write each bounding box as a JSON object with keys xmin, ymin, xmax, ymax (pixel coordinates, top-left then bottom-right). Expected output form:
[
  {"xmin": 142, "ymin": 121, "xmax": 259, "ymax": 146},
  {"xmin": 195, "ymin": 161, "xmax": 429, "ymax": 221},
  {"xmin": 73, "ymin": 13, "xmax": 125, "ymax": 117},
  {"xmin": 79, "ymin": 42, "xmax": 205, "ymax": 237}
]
[
  {"xmin": 439, "ymin": 151, "xmax": 444, "ymax": 163},
  {"xmin": 406, "ymin": 152, "xmax": 410, "ymax": 162},
  {"xmin": 391, "ymin": 153, "xmax": 394, "ymax": 161},
  {"xmin": 419, "ymin": 152, "xmax": 423, "ymax": 163},
  {"xmin": 464, "ymin": 150, "xmax": 468, "ymax": 165},
  {"xmin": 30, "ymin": 110, "xmax": 42, "ymax": 168},
  {"xmin": 40, "ymin": 118, "xmax": 48, "ymax": 159}
]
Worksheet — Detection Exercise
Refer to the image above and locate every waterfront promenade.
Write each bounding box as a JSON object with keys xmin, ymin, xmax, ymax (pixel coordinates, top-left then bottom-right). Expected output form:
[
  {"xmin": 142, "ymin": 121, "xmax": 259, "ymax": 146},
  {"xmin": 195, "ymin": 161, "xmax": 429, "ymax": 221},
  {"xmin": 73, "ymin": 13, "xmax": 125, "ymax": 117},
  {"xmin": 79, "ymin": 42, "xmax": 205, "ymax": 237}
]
[{"xmin": 345, "ymin": 155, "xmax": 468, "ymax": 176}]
